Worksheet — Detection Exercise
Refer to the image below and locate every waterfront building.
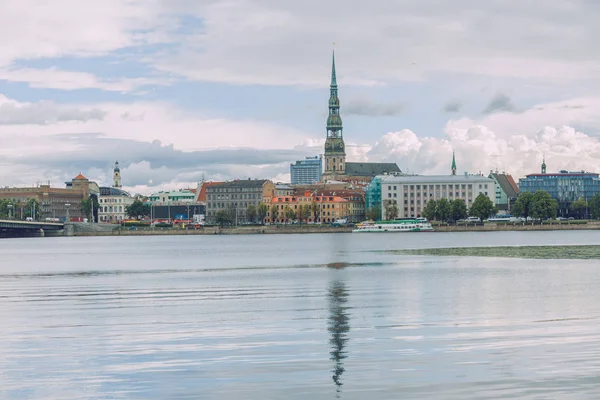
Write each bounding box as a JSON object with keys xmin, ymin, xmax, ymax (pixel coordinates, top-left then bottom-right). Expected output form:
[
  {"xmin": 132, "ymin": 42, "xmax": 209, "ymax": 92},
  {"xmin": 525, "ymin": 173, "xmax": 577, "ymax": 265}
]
[
  {"xmin": 0, "ymin": 173, "xmax": 95, "ymax": 221},
  {"xmin": 290, "ymin": 156, "xmax": 322, "ymax": 185},
  {"xmin": 148, "ymin": 189, "xmax": 196, "ymax": 203},
  {"xmin": 275, "ymin": 184, "xmax": 295, "ymax": 196},
  {"xmin": 488, "ymin": 171, "xmax": 519, "ymax": 212},
  {"xmin": 378, "ymin": 173, "xmax": 495, "ymax": 219},
  {"xmin": 310, "ymin": 189, "xmax": 365, "ymax": 222},
  {"xmin": 519, "ymin": 160, "xmax": 600, "ymax": 216},
  {"xmin": 365, "ymin": 176, "xmax": 384, "ymax": 219},
  {"xmin": 320, "ymin": 51, "xmax": 400, "ymax": 184},
  {"xmin": 264, "ymin": 192, "xmax": 350, "ymax": 224},
  {"xmin": 149, "ymin": 203, "xmax": 205, "ymax": 221},
  {"xmin": 205, "ymin": 179, "xmax": 276, "ymax": 224},
  {"xmin": 98, "ymin": 187, "xmax": 134, "ymax": 223}
]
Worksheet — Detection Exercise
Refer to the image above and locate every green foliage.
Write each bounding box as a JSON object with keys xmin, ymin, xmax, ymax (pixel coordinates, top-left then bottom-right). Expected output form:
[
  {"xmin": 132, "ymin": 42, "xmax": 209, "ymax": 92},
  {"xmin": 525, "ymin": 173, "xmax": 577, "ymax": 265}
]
[
  {"xmin": 450, "ymin": 199, "xmax": 468, "ymax": 221},
  {"xmin": 125, "ymin": 200, "xmax": 151, "ymax": 220},
  {"xmin": 215, "ymin": 210, "xmax": 233, "ymax": 227},
  {"xmin": 122, "ymin": 221, "xmax": 150, "ymax": 227},
  {"xmin": 366, "ymin": 206, "xmax": 381, "ymax": 221},
  {"xmin": 257, "ymin": 203, "xmax": 268, "ymax": 224},
  {"xmin": 436, "ymin": 198, "xmax": 451, "ymax": 222},
  {"xmin": 512, "ymin": 192, "xmax": 534, "ymax": 219},
  {"xmin": 284, "ymin": 206, "xmax": 296, "ymax": 221},
  {"xmin": 589, "ymin": 194, "xmax": 600, "ymax": 219},
  {"xmin": 570, "ymin": 197, "xmax": 587, "ymax": 218},
  {"xmin": 300, "ymin": 204, "xmax": 311, "ymax": 222},
  {"xmin": 469, "ymin": 194, "xmax": 497, "ymax": 221},
  {"xmin": 311, "ymin": 201, "xmax": 320, "ymax": 222},
  {"xmin": 270, "ymin": 204, "xmax": 279, "ymax": 223},
  {"xmin": 383, "ymin": 199, "xmax": 398, "ymax": 220},
  {"xmin": 422, "ymin": 200, "xmax": 437, "ymax": 221},
  {"xmin": 531, "ymin": 190, "xmax": 558, "ymax": 220},
  {"xmin": 246, "ymin": 204, "xmax": 257, "ymax": 223},
  {"xmin": 153, "ymin": 222, "xmax": 173, "ymax": 228},
  {"xmin": 80, "ymin": 195, "xmax": 99, "ymax": 222}
]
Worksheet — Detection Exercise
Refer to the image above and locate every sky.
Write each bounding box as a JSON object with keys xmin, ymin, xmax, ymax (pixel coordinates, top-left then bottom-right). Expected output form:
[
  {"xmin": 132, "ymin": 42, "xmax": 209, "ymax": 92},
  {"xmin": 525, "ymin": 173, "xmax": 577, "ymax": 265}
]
[{"xmin": 2, "ymin": 0, "xmax": 600, "ymax": 194}]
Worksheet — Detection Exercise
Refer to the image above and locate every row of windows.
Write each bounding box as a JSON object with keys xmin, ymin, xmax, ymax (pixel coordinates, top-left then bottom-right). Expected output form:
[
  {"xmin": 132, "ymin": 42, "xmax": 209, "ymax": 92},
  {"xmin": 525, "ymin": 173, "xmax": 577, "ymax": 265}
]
[
  {"xmin": 100, "ymin": 206, "xmax": 123, "ymax": 213},
  {"xmin": 387, "ymin": 183, "xmax": 486, "ymax": 191},
  {"xmin": 208, "ymin": 193, "xmax": 259, "ymax": 200},
  {"xmin": 99, "ymin": 198, "xmax": 125, "ymax": 203},
  {"xmin": 208, "ymin": 187, "xmax": 262, "ymax": 193}
]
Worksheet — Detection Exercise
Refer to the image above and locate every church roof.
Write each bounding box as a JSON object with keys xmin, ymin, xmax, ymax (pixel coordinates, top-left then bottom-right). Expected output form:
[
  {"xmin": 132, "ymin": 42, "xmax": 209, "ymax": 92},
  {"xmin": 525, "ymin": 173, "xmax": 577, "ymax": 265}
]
[
  {"xmin": 344, "ymin": 162, "xmax": 401, "ymax": 177},
  {"xmin": 73, "ymin": 173, "xmax": 87, "ymax": 180}
]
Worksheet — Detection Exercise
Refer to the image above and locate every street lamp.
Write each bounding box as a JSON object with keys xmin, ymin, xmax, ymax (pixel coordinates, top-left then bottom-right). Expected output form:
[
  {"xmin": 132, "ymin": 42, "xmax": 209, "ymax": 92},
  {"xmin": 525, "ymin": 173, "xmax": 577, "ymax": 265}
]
[
  {"xmin": 7, "ymin": 204, "xmax": 13, "ymax": 220},
  {"xmin": 65, "ymin": 203, "xmax": 71, "ymax": 222}
]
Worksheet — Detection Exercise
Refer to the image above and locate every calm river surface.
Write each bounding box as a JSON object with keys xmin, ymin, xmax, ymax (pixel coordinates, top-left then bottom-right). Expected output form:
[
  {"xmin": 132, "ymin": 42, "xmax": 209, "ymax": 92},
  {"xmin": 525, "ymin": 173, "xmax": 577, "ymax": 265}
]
[{"xmin": 2, "ymin": 231, "xmax": 600, "ymax": 399}]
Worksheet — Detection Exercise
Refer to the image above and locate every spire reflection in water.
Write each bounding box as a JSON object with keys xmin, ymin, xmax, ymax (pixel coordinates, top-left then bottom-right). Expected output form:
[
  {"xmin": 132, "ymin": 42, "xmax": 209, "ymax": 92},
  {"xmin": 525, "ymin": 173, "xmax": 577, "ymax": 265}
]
[{"xmin": 328, "ymin": 279, "xmax": 350, "ymax": 396}]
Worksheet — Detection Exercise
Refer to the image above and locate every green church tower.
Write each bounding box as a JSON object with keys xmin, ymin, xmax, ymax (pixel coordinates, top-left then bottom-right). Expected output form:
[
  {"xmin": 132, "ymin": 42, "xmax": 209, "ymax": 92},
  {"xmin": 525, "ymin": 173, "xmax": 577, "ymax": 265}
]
[
  {"xmin": 323, "ymin": 50, "xmax": 346, "ymax": 176},
  {"xmin": 451, "ymin": 151, "xmax": 457, "ymax": 176}
]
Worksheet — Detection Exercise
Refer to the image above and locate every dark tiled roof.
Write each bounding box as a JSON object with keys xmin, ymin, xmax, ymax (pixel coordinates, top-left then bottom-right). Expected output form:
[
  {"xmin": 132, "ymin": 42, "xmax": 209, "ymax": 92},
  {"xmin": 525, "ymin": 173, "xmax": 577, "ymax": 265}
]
[
  {"xmin": 490, "ymin": 173, "xmax": 518, "ymax": 198},
  {"xmin": 99, "ymin": 187, "xmax": 131, "ymax": 197},
  {"xmin": 344, "ymin": 162, "xmax": 401, "ymax": 177},
  {"xmin": 208, "ymin": 179, "xmax": 269, "ymax": 189}
]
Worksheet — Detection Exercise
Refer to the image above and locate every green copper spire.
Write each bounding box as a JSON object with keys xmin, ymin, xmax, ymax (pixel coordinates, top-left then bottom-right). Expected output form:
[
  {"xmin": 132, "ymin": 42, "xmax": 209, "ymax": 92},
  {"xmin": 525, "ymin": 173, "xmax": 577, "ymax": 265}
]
[
  {"xmin": 331, "ymin": 50, "xmax": 337, "ymax": 87},
  {"xmin": 451, "ymin": 151, "xmax": 457, "ymax": 175},
  {"xmin": 326, "ymin": 49, "xmax": 342, "ymax": 139}
]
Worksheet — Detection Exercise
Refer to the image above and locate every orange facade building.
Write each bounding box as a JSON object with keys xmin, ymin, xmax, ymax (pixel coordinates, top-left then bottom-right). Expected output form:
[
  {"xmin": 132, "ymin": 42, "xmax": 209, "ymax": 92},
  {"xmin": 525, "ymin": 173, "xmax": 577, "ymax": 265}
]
[{"xmin": 264, "ymin": 191, "xmax": 350, "ymax": 224}]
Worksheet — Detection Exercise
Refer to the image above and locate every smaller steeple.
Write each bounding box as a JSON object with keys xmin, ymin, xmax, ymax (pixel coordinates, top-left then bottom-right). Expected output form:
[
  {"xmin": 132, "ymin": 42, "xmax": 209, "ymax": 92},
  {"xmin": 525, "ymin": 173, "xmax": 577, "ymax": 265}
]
[
  {"xmin": 541, "ymin": 155, "xmax": 547, "ymax": 174},
  {"xmin": 113, "ymin": 160, "xmax": 122, "ymax": 188},
  {"xmin": 331, "ymin": 46, "xmax": 337, "ymax": 88},
  {"xmin": 451, "ymin": 151, "xmax": 457, "ymax": 176}
]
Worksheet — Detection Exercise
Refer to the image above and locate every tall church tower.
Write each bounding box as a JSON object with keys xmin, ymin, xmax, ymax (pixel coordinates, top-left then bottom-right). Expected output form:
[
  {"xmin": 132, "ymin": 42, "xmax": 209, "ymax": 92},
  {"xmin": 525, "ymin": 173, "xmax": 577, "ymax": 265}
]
[
  {"xmin": 323, "ymin": 50, "xmax": 345, "ymax": 177},
  {"xmin": 113, "ymin": 161, "xmax": 122, "ymax": 188},
  {"xmin": 451, "ymin": 152, "xmax": 457, "ymax": 176},
  {"xmin": 541, "ymin": 155, "xmax": 547, "ymax": 174}
]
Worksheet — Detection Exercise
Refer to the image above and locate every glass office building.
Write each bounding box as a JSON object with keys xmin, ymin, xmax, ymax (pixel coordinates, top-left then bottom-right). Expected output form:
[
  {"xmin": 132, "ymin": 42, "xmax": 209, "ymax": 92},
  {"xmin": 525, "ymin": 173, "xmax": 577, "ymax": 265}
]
[
  {"xmin": 290, "ymin": 156, "xmax": 322, "ymax": 185},
  {"xmin": 519, "ymin": 170, "xmax": 600, "ymax": 215}
]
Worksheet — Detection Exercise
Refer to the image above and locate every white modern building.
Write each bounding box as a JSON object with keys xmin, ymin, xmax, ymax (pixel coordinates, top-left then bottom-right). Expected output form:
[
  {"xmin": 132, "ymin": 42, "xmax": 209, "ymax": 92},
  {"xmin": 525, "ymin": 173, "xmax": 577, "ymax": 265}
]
[
  {"xmin": 148, "ymin": 190, "xmax": 196, "ymax": 203},
  {"xmin": 379, "ymin": 173, "xmax": 496, "ymax": 219}
]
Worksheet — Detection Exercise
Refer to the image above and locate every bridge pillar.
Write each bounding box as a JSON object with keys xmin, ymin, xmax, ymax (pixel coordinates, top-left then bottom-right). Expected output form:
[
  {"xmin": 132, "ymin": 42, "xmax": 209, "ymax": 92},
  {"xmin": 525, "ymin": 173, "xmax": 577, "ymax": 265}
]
[
  {"xmin": 63, "ymin": 224, "xmax": 74, "ymax": 237},
  {"xmin": 39, "ymin": 228, "xmax": 45, "ymax": 238}
]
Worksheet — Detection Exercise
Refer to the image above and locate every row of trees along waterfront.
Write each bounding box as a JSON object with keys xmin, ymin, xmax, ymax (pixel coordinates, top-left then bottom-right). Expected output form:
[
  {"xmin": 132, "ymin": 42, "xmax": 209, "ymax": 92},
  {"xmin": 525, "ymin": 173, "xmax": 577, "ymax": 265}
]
[
  {"xmin": 511, "ymin": 191, "xmax": 558, "ymax": 220},
  {"xmin": 419, "ymin": 194, "xmax": 496, "ymax": 222},
  {"xmin": 215, "ymin": 202, "xmax": 331, "ymax": 227},
  {"xmin": 0, "ymin": 198, "xmax": 40, "ymax": 220}
]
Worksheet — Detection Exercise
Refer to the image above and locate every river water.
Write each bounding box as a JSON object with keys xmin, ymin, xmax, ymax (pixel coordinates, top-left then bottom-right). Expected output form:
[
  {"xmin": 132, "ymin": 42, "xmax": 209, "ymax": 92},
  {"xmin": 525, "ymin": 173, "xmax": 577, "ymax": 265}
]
[{"xmin": 1, "ymin": 231, "xmax": 600, "ymax": 399}]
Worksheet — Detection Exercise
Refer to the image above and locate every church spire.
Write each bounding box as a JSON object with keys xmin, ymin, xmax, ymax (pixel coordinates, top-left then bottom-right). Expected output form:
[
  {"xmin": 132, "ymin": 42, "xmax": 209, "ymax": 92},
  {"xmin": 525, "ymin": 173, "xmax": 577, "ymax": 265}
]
[
  {"xmin": 331, "ymin": 48, "xmax": 337, "ymax": 88},
  {"xmin": 113, "ymin": 160, "xmax": 122, "ymax": 188},
  {"xmin": 451, "ymin": 151, "xmax": 457, "ymax": 176}
]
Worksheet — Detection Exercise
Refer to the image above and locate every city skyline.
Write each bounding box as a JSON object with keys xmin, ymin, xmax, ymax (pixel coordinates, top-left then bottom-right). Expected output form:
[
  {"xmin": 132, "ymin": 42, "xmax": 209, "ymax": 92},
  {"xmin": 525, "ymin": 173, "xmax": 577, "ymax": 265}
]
[{"xmin": 2, "ymin": 1, "xmax": 600, "ymax": 193}]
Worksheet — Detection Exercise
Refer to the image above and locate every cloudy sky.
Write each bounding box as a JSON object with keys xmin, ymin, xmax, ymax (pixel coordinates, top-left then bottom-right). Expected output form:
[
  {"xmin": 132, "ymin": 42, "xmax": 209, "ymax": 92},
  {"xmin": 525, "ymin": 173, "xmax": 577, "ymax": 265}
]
[{"xmin": 2, "ymin": 0, "xmax": 600, "ymax": 194}]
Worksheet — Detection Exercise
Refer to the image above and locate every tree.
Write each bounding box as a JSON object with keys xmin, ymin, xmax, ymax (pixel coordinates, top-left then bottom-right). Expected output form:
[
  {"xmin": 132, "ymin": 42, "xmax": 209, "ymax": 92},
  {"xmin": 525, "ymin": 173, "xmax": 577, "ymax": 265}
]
[
  {"xmin": 383, "ymin": 199, "xmax": 398, "ymax": 220},
  {"xmin": 531, "ymin": 190, "xmax": 557, "ymax": 220},
  {"xmin": 421, "ymin": 200, "xmax": 437, "ymax": 221},
  {"xmin": 469, "ymin": 193, "xmax": 497, "ymax": 221},
  {"xmin": 366, "ymin": 206, "xmax": 381, "ymax": 221},
  {"xmin": 215, "ymin": 210, "xmax": 233, "ymax": 227},
  {"xmin": 80, "ymin": 195, "xmax": 99, "ymax": 222},
  {"xmin": 450, "ymin": 199, "xmax": 468, "ymax": 221},
  {"xmin": 512, "ymin": 192, "xmax": 534, "ymax": 220},
  {"xmin": 300, "ymin": 204, "xmax": 311, "ymax": 223},
  {"xmin": 125, "ymin": 200, "xmax": 151, "ymax": 220},
  {"xmin": 270, "ymin": 204, "xmax": 279, "ymax": 224},
  {"xmin": 246, "ymin": 204, "xmax": 257, "ymax": 223},
  {"xmin": 436, "ymin": 198, "xmax": 451, "ymax": 222},
  {"xmin": 23, "ymin": 198, "xmax": 40, "ymax": 221},
  {"xmin": 589, "ymin": 194, "xmax": 600, "ymax": 219},
  {"xmin": 258, "ymin": 203, "xmax": 268, "ymax": 224},
  {"xmin": 312, "ymin": 201, "xmax": 321, "ymax": 222},
  {"xmin": 284, "ymin": 206, "xmax": 296, "ymax": 222},
  {"xmin": 570, "ymin": 198, "xmax": 587, "ymax": 219}
]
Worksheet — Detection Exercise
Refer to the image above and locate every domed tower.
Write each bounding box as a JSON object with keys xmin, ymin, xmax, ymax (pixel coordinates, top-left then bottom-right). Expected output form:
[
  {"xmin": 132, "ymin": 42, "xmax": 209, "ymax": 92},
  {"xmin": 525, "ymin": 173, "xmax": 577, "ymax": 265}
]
[
  {"xmin": 113, "ymin": 161, "xmax": 122, "ymax": 188},
  {"xmin": 323, "ymin": 50, "xmax": 346, "ymax": 177}
]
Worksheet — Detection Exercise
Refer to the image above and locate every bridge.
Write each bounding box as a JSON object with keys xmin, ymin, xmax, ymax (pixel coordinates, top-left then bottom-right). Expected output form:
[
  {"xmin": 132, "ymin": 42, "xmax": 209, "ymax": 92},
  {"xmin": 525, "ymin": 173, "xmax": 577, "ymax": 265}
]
[{"xmin": 0, "ymin": 219, "xmax": 64, "ymax": 238}]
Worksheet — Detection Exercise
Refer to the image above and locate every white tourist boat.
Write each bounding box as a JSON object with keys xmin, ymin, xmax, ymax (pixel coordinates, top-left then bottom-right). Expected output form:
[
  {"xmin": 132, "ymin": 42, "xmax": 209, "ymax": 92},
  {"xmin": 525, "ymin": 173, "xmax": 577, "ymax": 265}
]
[{"xmin": 352, "ymin": 218, "xmax": 434, "ymax": 233}]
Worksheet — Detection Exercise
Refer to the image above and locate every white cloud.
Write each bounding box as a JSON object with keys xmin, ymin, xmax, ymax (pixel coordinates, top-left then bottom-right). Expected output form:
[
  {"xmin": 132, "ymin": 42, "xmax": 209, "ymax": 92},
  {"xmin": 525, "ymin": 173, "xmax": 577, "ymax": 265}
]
[
  {"xmin": 0, "ymin": 68, "xmax": 171, "ymax": 92},
  {"xmin": 0, "ymin": 95, "xmax": 105, "ymax": 125}
]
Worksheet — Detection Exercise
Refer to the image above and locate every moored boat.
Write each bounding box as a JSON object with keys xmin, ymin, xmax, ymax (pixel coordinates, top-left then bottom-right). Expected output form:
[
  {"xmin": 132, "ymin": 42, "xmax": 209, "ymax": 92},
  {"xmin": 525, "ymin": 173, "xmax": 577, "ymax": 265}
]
[{"xmin": 352, "ymin": 218, "xmax": 434, "ymax": 233}]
